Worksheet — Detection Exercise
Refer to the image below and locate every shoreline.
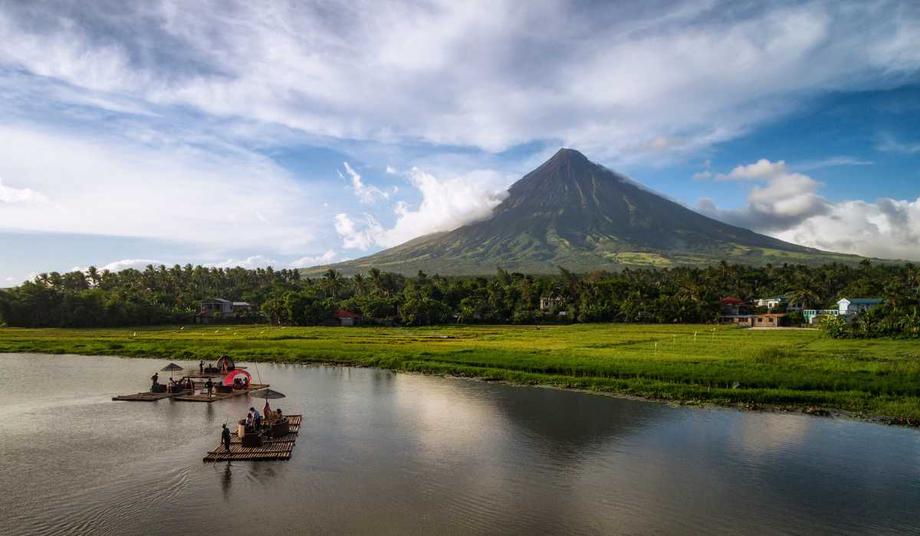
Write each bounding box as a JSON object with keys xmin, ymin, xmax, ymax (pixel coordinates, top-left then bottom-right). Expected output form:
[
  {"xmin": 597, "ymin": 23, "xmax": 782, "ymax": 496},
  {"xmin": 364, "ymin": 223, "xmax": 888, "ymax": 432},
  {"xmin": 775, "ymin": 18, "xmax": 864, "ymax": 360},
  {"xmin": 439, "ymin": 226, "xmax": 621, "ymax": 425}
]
[
  {"xmin": 1, "ymin": 323, "xmax": 918, "ymax": 428},
  {"xmin": 307, "ymin": 359, "xmax": 918, "ymax": 430},
  {"xmin": 3, "ymin": 348, "xmax": 917, "ymax": 430}
]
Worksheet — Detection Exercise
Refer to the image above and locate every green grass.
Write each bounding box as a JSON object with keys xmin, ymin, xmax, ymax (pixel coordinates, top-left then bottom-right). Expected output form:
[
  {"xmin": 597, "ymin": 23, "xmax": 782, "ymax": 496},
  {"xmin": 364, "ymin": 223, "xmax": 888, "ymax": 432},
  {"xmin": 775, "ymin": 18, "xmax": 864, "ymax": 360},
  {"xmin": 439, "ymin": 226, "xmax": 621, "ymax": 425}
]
[{"xmin": 1, "ymin": 324, "xmax": 919, "ymax": 423}]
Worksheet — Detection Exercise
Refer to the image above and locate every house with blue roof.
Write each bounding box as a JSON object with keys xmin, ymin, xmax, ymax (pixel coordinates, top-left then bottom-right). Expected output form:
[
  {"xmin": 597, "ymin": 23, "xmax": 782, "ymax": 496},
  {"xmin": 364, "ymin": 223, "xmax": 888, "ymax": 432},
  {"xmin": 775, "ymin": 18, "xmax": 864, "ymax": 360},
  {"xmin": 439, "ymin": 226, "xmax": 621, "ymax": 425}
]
[{"xmin": 804, "ymin": 298, "xmax": 885, "ymax": 325}]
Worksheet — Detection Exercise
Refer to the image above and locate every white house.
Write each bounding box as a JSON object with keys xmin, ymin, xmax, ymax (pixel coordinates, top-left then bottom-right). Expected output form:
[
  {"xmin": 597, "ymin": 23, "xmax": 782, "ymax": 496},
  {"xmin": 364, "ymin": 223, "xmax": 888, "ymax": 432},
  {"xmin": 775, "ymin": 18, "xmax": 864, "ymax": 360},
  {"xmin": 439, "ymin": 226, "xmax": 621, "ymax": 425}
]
[
  {"xmin": 804, "ymin": 297, "xmax": 883, "ymax": 325},
  {"xmin": 837, "ymin": 298, "xmax": 884, "ymax": 316},
  {"xmin": 755, "ymin": 296, "xmax": 787, "ymax": 310}
]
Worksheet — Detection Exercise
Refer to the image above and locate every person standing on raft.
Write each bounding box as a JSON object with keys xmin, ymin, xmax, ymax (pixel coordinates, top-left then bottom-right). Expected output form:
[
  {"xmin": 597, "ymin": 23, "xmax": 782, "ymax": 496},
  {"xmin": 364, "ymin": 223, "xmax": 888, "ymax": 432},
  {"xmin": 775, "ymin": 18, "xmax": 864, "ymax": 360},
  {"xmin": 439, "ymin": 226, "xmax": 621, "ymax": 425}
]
[
  {"xmin": 221, "ymin": 424, "xmax": 231, "ymax": 452},
  {"xmin": 205, "ymin": 377, "xmax": 214, "ymax": 398}
]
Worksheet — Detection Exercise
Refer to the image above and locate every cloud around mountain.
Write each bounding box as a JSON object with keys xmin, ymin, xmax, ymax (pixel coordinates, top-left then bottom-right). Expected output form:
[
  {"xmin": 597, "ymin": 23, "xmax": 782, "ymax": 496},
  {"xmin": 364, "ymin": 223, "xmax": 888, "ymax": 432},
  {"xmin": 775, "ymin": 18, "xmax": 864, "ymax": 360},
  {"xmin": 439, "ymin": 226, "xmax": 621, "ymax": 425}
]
[{"xmin": 698, "ymin": 159, "xmax": 920, "ymax": 261}]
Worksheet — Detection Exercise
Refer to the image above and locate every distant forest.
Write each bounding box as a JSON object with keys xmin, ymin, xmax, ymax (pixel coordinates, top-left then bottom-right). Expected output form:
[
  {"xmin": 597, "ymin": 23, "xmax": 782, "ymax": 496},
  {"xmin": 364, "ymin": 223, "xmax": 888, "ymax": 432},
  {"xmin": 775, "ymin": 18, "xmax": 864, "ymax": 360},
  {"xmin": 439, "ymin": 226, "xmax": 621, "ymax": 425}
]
[{"xmin": 1, "ymin": 261, "xmax": 918, "ymax": 338}]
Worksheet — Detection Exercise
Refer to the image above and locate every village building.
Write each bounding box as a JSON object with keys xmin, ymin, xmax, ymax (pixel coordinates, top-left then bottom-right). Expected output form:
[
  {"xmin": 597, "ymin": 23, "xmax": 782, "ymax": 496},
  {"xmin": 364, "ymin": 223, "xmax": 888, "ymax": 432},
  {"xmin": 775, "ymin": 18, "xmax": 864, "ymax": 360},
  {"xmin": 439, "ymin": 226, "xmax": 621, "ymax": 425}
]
[
  {"xmin": 722, "ymin": 312, "xmax": 789, "ymax": 328},
  {"xmin": 803, "ymin": 297, "xmax": 884, "ymax": 325},
  {"xmin": 334, "ymin": 309, "xmax": 361, "ymax": 327},
  {"xmin": 751, "ymin": 313, "xmax": 788, "ymax": 328},
  {"xmin": 720, "ymin": 297, "xmax": 789, "ymax": 328},
  {"xmin": 755, "ymin": 296, "xmax": 787, "ymax": 310},
  {"xmin": 720, "ymin": 296, "xmax": 747, "ymax": 316},
  {"xmin": 837, "ymin": 298, "xmax": 884, "ymax": 316},
  {"xmin": 197, "ymin": 298, "xmax": 253, "ymax": 323},
  {"xmin": 539, "ymin": 295, "xmax": 565, "ymax": 312}
]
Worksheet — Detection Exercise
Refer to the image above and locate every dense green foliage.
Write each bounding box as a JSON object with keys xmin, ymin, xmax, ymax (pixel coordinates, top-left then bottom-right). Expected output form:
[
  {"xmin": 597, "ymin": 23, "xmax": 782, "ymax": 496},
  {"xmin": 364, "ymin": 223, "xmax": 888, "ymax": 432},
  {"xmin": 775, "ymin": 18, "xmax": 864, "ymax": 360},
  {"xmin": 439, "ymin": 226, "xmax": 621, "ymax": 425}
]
[
  {"xmin": 0, "ymin": 260, "xmax": 918, "ymax": 335},
  {"xmin": 1, "ymin": 324, "xmax": 918, "ymax": 423}
]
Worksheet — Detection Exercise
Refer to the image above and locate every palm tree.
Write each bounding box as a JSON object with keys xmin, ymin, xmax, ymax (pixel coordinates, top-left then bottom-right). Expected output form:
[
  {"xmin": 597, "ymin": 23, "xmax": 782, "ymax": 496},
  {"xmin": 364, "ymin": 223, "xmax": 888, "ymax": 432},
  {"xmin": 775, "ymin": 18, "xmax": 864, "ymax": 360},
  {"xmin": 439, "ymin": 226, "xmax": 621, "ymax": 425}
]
[
  {"xmin": 786, "ymin": 287, "xmax": 821, "ymax": 310},
  {"xmin": 85, "ymin": 266, "xmax": 99, "ymax": 287},
  {"xmin": 322, "ymin": 269, "xmax": 342, "ymax": 299}
]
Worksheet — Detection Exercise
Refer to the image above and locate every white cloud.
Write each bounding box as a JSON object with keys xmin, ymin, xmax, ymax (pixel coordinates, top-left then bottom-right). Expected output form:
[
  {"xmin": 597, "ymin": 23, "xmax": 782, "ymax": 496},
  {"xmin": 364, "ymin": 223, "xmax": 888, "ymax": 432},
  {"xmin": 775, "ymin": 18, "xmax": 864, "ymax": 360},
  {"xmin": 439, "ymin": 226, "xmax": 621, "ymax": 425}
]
[
  {"xmin": 702, "ymin": 159, "xmax": 829, "ymax": 231},
  {"xmin": 342, "ymin": 161, "xmax": 388, "ymax": 204},
  {"xmin": 0, "ymin": 125, "xmax": 323, "ymax": 254},
  {"xmin": 290, "ymin": 250, "xmax": 338, "ymax": 268},
  {"xmin": 100, "ymin": 259, "xmax": 165, "ymax": 272},
  {"xmin": 773, "ymin": 197, "xmax": 920, "ymax": 261},
  {"xmin": 204, "ymin": 255, "xmax": 278, "ymax": 269},
  {"xmin": 69, "ymin": 259, "xmax": 165, "ymax": 273},
  {"xmin": 334, "ymin": 213, "xmax": 383, "ymax": 251},
  {"xmin": 0, "ymin": 177, "xmax": 47, "ymax": 204},
  {"xmin": 717, "ymin": 159, "xmax": 787, "ymax": 181},
  {"xmin": 700, "ymin": 159, "xmax": 920, "ymax": 260},
  {"xmin": 0, "ymin": 2, "xmax": 917, "ymax": 159},
  {"xmin": 334, "ymin": 167, "xmax": 508, "ymax": 250}
]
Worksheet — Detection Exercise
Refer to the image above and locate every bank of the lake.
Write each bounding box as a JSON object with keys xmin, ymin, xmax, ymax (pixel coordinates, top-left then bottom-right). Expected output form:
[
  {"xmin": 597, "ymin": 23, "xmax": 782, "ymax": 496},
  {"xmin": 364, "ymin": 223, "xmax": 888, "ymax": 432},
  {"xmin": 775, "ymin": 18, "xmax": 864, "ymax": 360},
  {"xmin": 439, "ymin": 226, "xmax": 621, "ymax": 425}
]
[{"xmin": 1, "ymin": 324, "xmax": 919, "ymax": 424}]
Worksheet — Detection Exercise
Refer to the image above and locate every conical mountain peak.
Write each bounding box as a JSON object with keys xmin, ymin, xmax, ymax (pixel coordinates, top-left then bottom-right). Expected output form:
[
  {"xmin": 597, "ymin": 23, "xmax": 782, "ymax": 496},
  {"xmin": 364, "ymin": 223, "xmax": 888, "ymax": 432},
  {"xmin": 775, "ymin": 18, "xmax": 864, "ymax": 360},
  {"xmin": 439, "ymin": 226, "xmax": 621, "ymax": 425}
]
[
  {"xmin": 529, "ymin": 147, "xmax": 596, "ymax": 181},
  {"xmin": 549, "ymin": 147, "xmax": 590, "ymax": 164},
  {"xmin": 308, "ymin": 150, "xmax": 861, "ymax": 275}
]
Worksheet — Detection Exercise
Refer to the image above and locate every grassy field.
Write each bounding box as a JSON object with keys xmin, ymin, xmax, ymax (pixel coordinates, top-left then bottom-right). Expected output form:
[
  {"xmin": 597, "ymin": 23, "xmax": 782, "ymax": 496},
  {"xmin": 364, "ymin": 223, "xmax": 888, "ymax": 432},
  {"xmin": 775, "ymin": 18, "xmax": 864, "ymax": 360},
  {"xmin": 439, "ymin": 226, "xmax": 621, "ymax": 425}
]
[{"xmin": 1, "ymin": 324, "xmax": 919, "ymax": 423}]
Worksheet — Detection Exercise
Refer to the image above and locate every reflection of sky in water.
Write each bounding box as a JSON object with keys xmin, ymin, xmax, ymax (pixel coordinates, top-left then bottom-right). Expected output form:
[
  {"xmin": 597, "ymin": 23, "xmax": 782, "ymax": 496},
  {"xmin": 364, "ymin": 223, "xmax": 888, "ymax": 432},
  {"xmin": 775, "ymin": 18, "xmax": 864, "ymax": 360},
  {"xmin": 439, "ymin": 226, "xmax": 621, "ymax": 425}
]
[{"xmin": 1, "ymin": 354, "xmax": 919, "ymax": 535}]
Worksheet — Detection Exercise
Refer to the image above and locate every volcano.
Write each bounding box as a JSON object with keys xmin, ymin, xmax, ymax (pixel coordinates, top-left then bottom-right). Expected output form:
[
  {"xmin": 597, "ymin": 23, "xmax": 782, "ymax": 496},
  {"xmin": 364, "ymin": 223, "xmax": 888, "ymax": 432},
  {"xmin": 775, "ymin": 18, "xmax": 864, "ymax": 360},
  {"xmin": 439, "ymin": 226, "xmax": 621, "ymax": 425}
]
[{"xmin": 311, "ymin": 149, "xmax": 860, "ymax": 275}]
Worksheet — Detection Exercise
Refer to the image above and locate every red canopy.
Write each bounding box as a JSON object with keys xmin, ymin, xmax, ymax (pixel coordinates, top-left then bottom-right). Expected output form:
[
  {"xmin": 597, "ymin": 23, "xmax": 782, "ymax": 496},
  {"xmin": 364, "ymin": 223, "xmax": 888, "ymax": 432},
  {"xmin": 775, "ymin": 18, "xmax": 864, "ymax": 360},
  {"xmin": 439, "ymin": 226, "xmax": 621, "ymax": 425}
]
[{"xmin": 222, "ymin": 369, "xmax": 252, "ymax": 387}]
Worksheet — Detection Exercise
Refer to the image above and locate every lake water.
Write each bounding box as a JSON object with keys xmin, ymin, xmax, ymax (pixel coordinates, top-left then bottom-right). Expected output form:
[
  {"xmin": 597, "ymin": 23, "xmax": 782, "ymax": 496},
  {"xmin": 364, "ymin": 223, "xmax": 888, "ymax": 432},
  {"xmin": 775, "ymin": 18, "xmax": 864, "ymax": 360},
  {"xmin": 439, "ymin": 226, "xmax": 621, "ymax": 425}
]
[{"xmin": 1, "ymin": 353, "xmax": 918, "ymax": 535}]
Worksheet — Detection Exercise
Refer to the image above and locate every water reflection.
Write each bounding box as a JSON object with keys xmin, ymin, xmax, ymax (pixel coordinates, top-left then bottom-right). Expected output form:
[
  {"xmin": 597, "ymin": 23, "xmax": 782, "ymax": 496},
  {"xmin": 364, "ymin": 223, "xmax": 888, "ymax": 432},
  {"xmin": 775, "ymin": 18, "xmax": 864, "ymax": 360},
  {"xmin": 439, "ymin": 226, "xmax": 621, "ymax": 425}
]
[
  {"xmin": 0, "ymin": 354, "xmax": 918, "ymax": 536},
  {"xmin": 221, "ymin": 463, "xmax": 232, "ymax": 500}
]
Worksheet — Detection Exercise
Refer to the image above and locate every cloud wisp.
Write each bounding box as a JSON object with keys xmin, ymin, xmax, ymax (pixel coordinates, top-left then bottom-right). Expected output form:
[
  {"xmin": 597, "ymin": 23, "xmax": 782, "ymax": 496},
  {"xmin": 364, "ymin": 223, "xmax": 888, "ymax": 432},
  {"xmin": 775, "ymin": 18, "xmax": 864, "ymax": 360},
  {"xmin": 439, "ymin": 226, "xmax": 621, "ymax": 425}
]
[
  {"xmin": 342, "ymin": 162, "xmax": 389, "ymax": 205},
  {"xmin": 335, "ymin": 167, "xmax": 509, "ymax": 251}
]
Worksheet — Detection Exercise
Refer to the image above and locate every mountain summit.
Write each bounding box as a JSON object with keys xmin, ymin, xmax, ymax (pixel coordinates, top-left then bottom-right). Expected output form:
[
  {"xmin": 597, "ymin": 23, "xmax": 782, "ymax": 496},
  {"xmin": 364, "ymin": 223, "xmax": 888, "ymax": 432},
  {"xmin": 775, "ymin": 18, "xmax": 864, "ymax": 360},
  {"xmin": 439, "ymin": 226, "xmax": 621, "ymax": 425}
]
[{"xmin": 312, "ymin": 149, "xmax": 859, "ymax": 275}]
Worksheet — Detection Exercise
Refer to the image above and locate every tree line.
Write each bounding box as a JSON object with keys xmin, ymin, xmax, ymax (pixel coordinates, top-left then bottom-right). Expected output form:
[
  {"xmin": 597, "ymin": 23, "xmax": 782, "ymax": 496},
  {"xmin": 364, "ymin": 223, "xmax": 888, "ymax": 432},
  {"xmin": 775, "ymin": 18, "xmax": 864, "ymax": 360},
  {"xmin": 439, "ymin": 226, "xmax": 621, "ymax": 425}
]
[{"xmin": 0, "ymin": 261, "xmax": 918, "ymax": 337}]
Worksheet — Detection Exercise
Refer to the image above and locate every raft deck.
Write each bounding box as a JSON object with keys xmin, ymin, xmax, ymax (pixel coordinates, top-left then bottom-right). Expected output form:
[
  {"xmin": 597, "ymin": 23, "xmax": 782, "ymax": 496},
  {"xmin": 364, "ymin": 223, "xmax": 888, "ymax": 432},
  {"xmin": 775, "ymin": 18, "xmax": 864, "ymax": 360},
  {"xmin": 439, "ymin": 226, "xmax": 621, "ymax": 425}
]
[
  {"xmin": 113, "ymin": 383, "xmax": 268, "ymax": 403},
  {"xmin": 203, "ymin": 415, "xmax": 303, "ymax": 462},
  {"xmin": 112, "ymin": 391, "xmax": 178, "ymax": 401},
  {"xmin": 172, "ymin": 383, "xmax": 269, "ymax": 403}
]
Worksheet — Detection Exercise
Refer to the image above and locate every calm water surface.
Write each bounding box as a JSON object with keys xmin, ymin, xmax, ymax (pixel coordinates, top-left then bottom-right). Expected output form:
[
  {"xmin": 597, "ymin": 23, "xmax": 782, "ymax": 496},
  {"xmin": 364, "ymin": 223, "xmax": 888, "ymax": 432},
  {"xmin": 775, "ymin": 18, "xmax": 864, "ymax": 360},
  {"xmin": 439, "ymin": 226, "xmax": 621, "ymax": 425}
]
[{"xmin": 1, "ymin": 353, "xmax": 919, "ymax": 535}]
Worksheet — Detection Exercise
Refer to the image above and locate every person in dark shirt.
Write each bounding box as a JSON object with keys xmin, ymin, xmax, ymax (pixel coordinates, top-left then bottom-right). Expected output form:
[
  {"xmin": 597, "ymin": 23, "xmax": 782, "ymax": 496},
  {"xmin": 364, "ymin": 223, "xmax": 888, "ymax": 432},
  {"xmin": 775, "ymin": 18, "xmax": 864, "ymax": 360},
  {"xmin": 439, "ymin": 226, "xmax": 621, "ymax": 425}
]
[
  {"xmin": 150, "ymin": 372, "xmax": 159, "ymax": 389},
  {"xmin": 199, "ymin": 360, "xmax": 204, "ymax": 374},
  {"xmin": 205, "ymin": 378, "xmax": 213, "ymax": 398},
  {"xmin": 221, "ymin": 424, "xmax": 231, "ymax": 451}
]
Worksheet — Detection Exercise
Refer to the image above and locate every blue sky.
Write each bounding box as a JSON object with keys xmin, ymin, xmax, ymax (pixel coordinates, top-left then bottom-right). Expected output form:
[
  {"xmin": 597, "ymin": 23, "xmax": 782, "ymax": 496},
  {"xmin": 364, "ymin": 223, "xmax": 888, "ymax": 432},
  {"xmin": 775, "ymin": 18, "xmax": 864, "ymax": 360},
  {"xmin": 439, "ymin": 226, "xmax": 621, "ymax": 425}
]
[{"xmin": 1, "ymin": 0, "xmax": 919, "ymax": 284}]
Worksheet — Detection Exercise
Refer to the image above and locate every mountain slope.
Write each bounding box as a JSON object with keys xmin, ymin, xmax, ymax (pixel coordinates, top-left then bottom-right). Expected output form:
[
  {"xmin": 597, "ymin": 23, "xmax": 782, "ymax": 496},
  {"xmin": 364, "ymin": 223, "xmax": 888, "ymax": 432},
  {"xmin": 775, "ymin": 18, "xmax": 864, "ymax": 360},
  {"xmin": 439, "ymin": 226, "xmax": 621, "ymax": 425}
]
[{"xmin": 310, "ymin": 149, "xmax": 862, "ymax": 275}]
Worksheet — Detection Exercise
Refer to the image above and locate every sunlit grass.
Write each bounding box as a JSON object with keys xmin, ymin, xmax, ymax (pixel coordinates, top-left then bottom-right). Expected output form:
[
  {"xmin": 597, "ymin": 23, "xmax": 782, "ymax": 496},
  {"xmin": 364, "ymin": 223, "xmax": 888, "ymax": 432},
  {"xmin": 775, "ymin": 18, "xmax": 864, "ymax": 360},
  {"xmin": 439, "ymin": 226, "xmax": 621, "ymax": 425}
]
[{"xmin": 1, "ymin": 323, "xmax": 918, "ymax": 422}]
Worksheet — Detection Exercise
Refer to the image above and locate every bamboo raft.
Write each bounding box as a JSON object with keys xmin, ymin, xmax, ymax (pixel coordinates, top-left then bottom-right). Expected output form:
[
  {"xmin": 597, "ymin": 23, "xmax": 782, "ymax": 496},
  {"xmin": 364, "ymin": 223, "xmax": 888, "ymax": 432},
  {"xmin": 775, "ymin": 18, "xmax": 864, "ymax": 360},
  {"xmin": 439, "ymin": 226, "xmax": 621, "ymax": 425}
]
[
  {"xmin": 113, "ymin": 383, "xmax": 269, "ymax": 403},
  {"xmin": 172, "ymin": 383, "xmax": 270, "ymax": 403},
  {"xmin": 203, "ymin": 415, "xmax": 303, "ymax": 462},
  {"xmin": 112, "ymin": 391, "xmax": 179, "ymax": 401}
]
